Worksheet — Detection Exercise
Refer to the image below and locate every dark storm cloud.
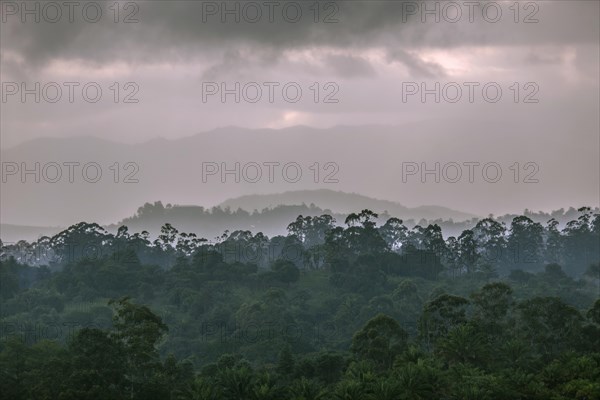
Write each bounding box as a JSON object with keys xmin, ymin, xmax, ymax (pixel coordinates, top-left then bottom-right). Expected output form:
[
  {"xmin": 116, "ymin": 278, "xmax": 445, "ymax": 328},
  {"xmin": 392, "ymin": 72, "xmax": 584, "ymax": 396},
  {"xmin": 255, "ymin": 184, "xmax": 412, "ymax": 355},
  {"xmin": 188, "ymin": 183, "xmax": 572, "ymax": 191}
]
[
  {"xmin": 200, "ymin": 47, "xmax": 283, "ymax": 80},
  {"xmin": 1, "ymin": 0, "xmax": 598, "ymax": 75},
  {"xmin": 1, "ymin": 1, "xmax": 404, "ymax": 70},
  {"xmin": 1, "ymin": 0, "xmax": 598, "ymax": 221}
]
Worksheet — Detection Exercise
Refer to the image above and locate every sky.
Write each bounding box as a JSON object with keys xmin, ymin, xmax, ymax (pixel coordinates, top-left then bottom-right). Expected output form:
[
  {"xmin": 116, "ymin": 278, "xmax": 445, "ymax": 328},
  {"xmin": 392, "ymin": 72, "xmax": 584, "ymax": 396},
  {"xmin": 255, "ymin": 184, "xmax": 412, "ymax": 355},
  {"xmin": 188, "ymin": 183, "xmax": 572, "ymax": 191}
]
[{"xmin": 1, "ymin": 0, "xmax": 599, "ymax": 224}]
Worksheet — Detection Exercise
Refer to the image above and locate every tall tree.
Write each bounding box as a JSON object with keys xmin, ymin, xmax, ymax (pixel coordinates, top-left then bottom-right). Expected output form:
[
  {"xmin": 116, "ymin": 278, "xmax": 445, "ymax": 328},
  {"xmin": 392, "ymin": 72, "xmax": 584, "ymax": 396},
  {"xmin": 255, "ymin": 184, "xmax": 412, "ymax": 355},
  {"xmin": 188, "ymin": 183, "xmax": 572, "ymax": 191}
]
[
  {"xmin": 109, "ymin": 297, "xmax": 169, "ymax": 399},
  {"xmin": 351, "ymin": 314, "xmax": 408, "ymax": 370}
]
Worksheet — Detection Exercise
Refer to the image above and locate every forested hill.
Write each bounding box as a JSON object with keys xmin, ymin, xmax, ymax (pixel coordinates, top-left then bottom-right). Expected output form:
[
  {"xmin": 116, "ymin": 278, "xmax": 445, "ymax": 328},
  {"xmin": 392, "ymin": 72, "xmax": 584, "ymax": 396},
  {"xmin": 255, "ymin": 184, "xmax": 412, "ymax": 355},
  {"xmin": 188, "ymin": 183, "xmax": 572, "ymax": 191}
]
[
  {"xmin": 113, "ymin": 199, "xmax": 598, "ymax": 241},
  {"xmin": 217, "ymin": 189, "xmax": 477, "ymax": 220},
  {"xmin": 1, "ymin": 208, "xmax": 599, "ymax": 399},
  {"xmin": 4, "ymin": 135, "xmax": 597, "ymax": 397},
  {"xmin": 2, "ymin": 190, "xmax": 597, "ymax": 243},
  {"xmin": 3, "ymin": 207, "xmax": 599, "ymax": 276}
]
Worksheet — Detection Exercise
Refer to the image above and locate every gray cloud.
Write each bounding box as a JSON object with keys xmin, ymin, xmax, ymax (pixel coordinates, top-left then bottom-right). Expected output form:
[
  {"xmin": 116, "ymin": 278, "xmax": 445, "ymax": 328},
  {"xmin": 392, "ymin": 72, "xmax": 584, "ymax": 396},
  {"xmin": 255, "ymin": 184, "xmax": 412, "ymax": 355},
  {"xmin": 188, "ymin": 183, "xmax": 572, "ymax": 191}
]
[
  {"xmin": 1, "ymin": 1, "xmax": 598, "ymax": 76},
  {"xmin": 385, "ymin": 49, "xmax": 446, "ymax": 78},
  {"xmin": 0, "ymin": 0, "xmax": 598, "ymax": 223},
  {"xmin": 324, "ymin": 54, "xmax": 376, "ymax": 78}
]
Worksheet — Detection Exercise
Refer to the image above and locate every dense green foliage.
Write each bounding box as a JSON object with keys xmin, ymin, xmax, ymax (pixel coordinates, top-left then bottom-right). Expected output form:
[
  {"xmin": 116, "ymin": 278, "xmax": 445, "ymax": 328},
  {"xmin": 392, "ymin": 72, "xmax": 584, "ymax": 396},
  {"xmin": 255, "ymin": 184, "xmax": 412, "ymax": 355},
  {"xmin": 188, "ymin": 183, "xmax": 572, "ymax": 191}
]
[{"xmin": 1, "ymin": 208, "xmax": 599, "ymax": 399}]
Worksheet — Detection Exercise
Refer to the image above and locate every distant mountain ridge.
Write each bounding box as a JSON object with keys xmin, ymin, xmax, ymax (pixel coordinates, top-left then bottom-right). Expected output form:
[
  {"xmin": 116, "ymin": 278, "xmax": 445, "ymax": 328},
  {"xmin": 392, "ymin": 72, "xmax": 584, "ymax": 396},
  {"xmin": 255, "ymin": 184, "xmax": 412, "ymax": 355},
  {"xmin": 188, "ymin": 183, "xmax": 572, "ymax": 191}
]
[
  {"xmin": 218, "ymin": 189, "xmax": 476, "ymax": 221},
  {"xmin": 0, "ymin": 189, "xmax": 475, "ymax": 242},
  {"xmin": 2, "ymin": 187, "xmax": 596, "ymax": 244},
  {"xmin": 2, "ymin": 124, "xmax": 597, "ymax": 236}
]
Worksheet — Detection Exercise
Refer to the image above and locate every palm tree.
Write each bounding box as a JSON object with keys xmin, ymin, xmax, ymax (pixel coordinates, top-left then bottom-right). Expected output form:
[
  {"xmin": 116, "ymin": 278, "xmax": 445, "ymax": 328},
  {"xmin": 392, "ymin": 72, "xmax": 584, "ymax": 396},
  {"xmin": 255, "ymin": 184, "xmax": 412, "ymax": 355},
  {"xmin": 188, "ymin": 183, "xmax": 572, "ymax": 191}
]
[
  {"xmin": 217, "ymin": 367, "xmax": 254, "ymax": 400},
  {"xmin": 189, "ymin": 377, "xmax": 220, "ymax": 400},
  {"xmin": 368, "ymin": 378, "xmax": 401, "ymax": 400},
  {"xmin": 394, "ymin": 362, "xmax": 437, "ymax": 400},
  {"xmin": 332, "ymin": 380, "xmax": 368, "ymax": 400},
  {"xmin": 288, "ymin": 377, "xmax": 329, "ymax": 400},
  {"xmin": 436, "ymin": 324, "xmax": 489, "ymax": 366},
  {"xmin": 251, "ymin": 372, "xmax": 284, "ymax": 400}
]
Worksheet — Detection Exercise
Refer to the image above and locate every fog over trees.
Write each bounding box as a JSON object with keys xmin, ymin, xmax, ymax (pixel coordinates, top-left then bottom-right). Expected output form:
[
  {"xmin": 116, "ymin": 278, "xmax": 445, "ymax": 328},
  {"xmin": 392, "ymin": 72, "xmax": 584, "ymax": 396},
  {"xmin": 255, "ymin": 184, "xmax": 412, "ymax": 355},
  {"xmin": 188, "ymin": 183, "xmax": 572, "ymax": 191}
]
[
  {"xmin": 2, "ymin": 0, "xmax": 599, "ymax": 398},
  {"xmin": 1, "ymin": 208, "xmax": 599, "ymax": 399}
]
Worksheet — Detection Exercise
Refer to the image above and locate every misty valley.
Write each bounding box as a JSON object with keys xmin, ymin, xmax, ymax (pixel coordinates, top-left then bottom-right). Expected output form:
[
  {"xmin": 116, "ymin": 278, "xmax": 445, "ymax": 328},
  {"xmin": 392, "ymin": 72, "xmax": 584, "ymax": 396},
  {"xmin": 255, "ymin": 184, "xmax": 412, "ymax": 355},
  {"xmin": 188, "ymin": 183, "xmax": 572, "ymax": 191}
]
[
  {"xmin": 2, "ymin": 0, "xmax": 599, "ymax": 398},
  {"xmin": 1, "ymin": 208, "xmax": 599, "ymax": 399}
]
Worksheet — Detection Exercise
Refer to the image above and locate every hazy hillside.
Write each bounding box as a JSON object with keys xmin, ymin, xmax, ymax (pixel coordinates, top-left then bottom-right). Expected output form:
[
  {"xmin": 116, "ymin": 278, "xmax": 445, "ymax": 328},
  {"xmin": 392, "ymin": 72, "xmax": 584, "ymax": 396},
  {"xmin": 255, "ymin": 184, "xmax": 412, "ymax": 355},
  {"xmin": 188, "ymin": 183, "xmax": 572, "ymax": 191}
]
[
  {"xmin": 218, "ymin": 189, "xmax": 476, "ymax": 221},
  {"xmin": 109, "ymin": 189, "xmax": 477, "ymax": 242},
  {"xmin": 0, "ymin": 224, "xmax": 66, "ymax": 244},
  {"xmin": 4, "ymin": 122, "xmax": 594, "ymax": 230},
  {"xmin": 3, "ymin": 194, "xmax": 595, "ymax": 245}
]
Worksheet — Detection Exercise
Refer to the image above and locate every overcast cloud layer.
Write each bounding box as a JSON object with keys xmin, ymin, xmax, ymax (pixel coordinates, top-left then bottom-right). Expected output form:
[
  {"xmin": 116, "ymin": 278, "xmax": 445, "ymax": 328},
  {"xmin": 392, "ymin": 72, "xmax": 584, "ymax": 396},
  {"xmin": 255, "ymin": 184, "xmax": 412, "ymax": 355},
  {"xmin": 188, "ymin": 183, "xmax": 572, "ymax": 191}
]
[{"xmin": 1, "ymin": 0, "xmax": 599, "ymax": 225}]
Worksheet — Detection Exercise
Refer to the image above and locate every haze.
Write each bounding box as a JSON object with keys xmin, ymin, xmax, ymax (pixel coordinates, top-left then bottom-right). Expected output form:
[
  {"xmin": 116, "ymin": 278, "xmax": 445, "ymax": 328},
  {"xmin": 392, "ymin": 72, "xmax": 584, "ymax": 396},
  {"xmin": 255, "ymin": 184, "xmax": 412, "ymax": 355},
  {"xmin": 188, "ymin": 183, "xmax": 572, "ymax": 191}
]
[{"xmin": 1, "ymin": 0, "xmax": 599, "ymax": 228}]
